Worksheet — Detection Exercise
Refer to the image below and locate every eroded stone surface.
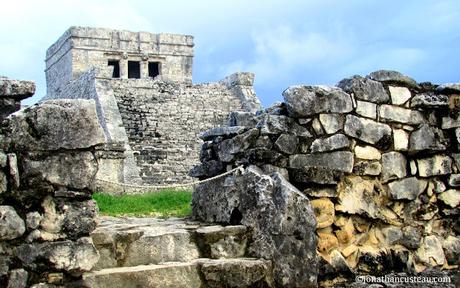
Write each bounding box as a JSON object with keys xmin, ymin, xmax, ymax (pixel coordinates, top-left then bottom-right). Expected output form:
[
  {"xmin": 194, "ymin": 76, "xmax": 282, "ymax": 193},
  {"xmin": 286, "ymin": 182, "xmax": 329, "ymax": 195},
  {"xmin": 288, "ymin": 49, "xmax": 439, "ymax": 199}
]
[
  {"xmin": 0, "ymin": 206, "xmax": 25, "ymax": 240},
  {"xmin": 344, "ymin": 115, "xmax": 392, "ymax": 149},
  {"xmin": 337, "ymin": 75, "xmax": 389, "ymax": 103}
]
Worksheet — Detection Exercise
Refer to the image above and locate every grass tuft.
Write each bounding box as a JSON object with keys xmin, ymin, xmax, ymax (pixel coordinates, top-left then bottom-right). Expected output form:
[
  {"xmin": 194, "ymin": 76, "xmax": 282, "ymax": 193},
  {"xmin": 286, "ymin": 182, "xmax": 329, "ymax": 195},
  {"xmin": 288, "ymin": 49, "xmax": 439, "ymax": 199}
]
[{"xmin": 93, "ymin": 190, "xmax": 192, "ymax": 217}]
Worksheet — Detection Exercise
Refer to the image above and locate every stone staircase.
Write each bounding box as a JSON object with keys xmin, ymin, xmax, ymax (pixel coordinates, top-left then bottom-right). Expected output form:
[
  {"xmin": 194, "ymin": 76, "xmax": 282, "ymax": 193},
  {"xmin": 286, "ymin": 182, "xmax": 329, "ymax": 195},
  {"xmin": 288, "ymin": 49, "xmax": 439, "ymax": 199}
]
[{"xmin": 82, "ymin": 217, "xmax": 274, "ymax": 288}]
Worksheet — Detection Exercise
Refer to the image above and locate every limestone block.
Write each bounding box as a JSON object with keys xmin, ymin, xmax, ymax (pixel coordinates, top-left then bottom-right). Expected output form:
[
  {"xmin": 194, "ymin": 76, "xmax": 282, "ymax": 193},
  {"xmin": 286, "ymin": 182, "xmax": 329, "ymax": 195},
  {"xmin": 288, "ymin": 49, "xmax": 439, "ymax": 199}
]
[
  {"xmin": 409, "ymin": 124, "xmax": 446, "ymax": 152},
  {"xmin": 344, "ymin": 115, "xmax": 392, "ymax": 149},
  {"xmin": 283, "ymin": 85, "xmax": 353, "ymax": 117},
  {"xmin": 416, "ymin": 236, "xmax": 445, "ymax": 266},
  {"xmin": 438, "ymin": 189, "xmax": 460, "ymax": 207},
  {"xmin": 0, "ymin": 151, "xmax": 6, "ymax": 168},
  {"xmin": 354, "ymin": 145, "xmax": 381, "ymax": 160},
  {"xmin": 7, "ymin": 154, "xmax": 19, "ymax": 189},
  {"xmin": 0, "ymin": 206, "xmax": 25, "ymax": 240},
  {"xmin": 355, "ymin": 100, "xmax": 377, "ymax": 119},
  {"xmin": 256, "ymin": 114, "xmax": 311, "ymax": 137},
  {"xmin": 388, "ymin": 86, "xmax": 412, "ymax": 105},
  {"xmin": 310, "ymin": 134, "xmax": 349, "ymax": 153},
  {"xmin": 0, "ymin": 78, "xmax": 35, "ymax": 98},
  {"xmin": 367, "ymin": 70, "xmax": 418, "ymax": 88},
  {"xmin": 353, "ymin": 161, "xmax": 381, "ymax": 176},
  {"xmin": 382, "ymin": 226, "xmax": 402, "ymax": 245},
  {"xmin": 388, "ymin": 177, "xmax": 427, "ymax": 200},
  {"xmin": 442, "ymin": 236, "xmax": 460, "ymax": 265},
  {"xmin": 274, "ymin": 134, "xmax": 299, "ymax": 154},
  {"xmin": 317, "ymin": 232, "xmax": 339, "ymax": 253},
  {"xmin": 337, "ymin": 75, "xmax": 389, "ymax": 103},
  {"xmin": 227, "ymin": 111, "xmax": 260, "ymax": 127},
  {"xmin": 410, "ymin": 93, "xmax": 448, "ymax": 108},
  {"xmin": 303, "ymin": 187, "xmax": 337, "ymax": 198},
  {"xmin": 448, "ymin": 174, "xmax": 460, "ymax": 187},
  {"xmin": 192, "ymin": 167, "xmax": 317, "ymax": 287},
  {"xmin": 261, "ymin": 164, "xmax": 289, "ymax": 180},
  {"xmin": 200, "ymin": 126, "xmax": 246, "ymax": 141},
  {"xmin": 22, "ymin": 151, "xmax": 98, "ymax": 191},
  {"xmin": 417, "ymin": 155, "xmax": 452, "ymax": 177},
  {"xmin": 311, "ymin": 198, "xmax": 335, "ymax": 229},
  {"xmin": 442, "ymin": 114, "xmax": 460, "ymax": 129},
  {"xmin": 311, "ymin": 118, "xmax": 324, "ymax": 135},
  {"xmin": 7, "ymin": 268, "xmax": 28, "ymax": 288},
  {"xmin": 189, "ymin": 160, "xmax": 224, "ymax": 178},
  {"xmin": 217, "ymin": 128, "xmax": 259, "ymax": 162},
  {"xmin": 290, "ymin": 167, "xmax": 343, "ymax": 184},
  {"xmin": 6, "ymin": 99, "xmax": 106, "ymax": 151},
  {"xmin": 379, "ymin": 105, "xmax": 425, "ymax": 125},
  {"xmin": 26, "ymin": 212, "xmax": 43, "ymax": 230},
  {"xmin": 401, "ymin": 226, "xmax": 423, "ymax": 249},
  {"xmin": 196, "ymin": 225, "xmax": 248, "ymax": 259},
  {"xmin": 382, "ymin": 152, "xmax": 407, "ymax": 182},
  {"xmin": 319, "ymin": 113, "xmax": 343, "ymax": 134},
  {"xmin": 289, "ymin": 151, "xmax": 354, "ymax": 173},
  {"xmin": 393, "ymin": 129, "xmax": 409, "ymax": 151}
]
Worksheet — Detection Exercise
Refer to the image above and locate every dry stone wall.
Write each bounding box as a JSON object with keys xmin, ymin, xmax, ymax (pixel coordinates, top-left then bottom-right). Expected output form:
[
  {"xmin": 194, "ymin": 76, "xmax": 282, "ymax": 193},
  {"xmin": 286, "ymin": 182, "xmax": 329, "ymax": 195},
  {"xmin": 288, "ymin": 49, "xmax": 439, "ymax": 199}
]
[
  {"xmin": 191, "ymin": 70, "xmax": 460, "ymax": 286},
  {"xmin": 0, "ymin": 81, "xmax": 104, "ymax": 287}
]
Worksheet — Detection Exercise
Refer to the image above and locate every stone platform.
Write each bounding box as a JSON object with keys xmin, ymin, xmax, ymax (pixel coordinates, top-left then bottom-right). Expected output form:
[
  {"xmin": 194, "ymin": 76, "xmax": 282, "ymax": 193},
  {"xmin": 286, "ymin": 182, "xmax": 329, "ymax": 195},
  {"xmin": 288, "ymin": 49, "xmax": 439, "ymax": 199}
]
[{"xmin": 82, "ymin": 216, "xmax": 274, "ymax": 288}]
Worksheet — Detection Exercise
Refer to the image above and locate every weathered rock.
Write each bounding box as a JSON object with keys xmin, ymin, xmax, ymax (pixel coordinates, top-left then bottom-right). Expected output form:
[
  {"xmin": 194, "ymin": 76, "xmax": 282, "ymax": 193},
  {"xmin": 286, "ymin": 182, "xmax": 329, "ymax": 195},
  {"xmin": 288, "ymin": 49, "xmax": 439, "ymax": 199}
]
[
  {"xmin": 436, "ymin": 83, "xmax": 460, "ymax": 94},
  {"xmin": 438, "ymin": 189, "xmax": 460, "ymax": 207},
  {"xmin": 290, "ymin": 167, "xmax": 343, "ymax": 184},
  {"xmin": 401, "ymin": 226, "xmax": 423, "ymax": 249},
  {"xmin": 0, "ymin": 171, "xmax": 6, "ymax": 194},
  {"xmin": 199, "ymin": 258, "xmax": 274, "ymax": 288},
  {"xmin": 442, "ymin": 236, "xmax": 460, "ymax": 265},
  {"xmin": 200, "ymin": 126, "xmax": 246, "ymax": 141},
  {"xmin": 388, "ymin": 177, "xmax": 427, "ymax": 200},
  {"xmin": 217, "ymin": 128, "xmax": 259, "ymax": 162},
  {"xmin": 22, "ymin": 151, "xmax": 98, "ymax": 191},
  {"xmin": 261, "ymin": 164, "xmax": 289, "ymax": 180},
  {"xmin": 337, "ymin": 75, "xmax": 389, "ymax": 103},
  {"xmin": 26, "ymin": 212, "xmax": 42, "ymax": 230},
  {"xmin": 417, "ymin": 155, "xmax": 452, "ymax": 177},
  {"xmin": 311, "ymin": 118, "xmax": 324, "ymax": 135},
  {"xmin": 355, "ymin": 100, "xmax": 377, "ymax": 119},
  {"xmin": 0, "ymin": 78, "xmax": 36, "ymax": 98},
  {"xmin": 382, "ymin": 226, "xmax": 402, "ymax": 245},
  {"xmin": 310, "ymin": 134, "xmax": 349, "ymax": 153},
  {"xmin": 353, "ymin": 161, "xmax": 382, "ymax": 176},
  {"xmin": 189, "ymin": 160, "xmax": 224, "ymax": 178},
  {"xmin": 410, "ymin": 93, "xmax": 448, "ymax": 108},
  {"xmin": 196, "ymin": 225, "xmax": 248, "ymax": 259},
  {"xmin": 289, "ymin": 151, "xmax": 354, "ymax": 173},
  {"xmin": 0, "ymin": 151, "xmax": 6, "ymax": 167},
  {"xmin": 382, "ymin": 152, "xmax": 407, "ymax": 182},
  {"xmin": 6, "ymin": 100, "xmax": 106, "ymax": 151},
  {"xmin": 192, "ymin": 166, "xmax": 318, "ymax": 287},
  {"xmin": 317, "ymin": 232, "xmax": 339, "ymax": 254},
  {"xmin": 17, "ymin": 237, "xmax": 99, "ymax": 276},
  {"xmin": 311, "ymin": 198, "xmax": 335, "ymax": 229},
  {"xmin": 448, "ymin": 174, "xmax": 460, "ymax": 187},
  {"xmin": 274, "ymin": 133, "xmax": 298, "ymax": 154},
  {"xmin": 393, "ymin": 129, "xmax": 409, "ymax": 151},
  {"xmin": 303, "ymin": 187, "xmax": 337, "ymax": 198},
  {"xmin": 7, "ymin": 268, "xmax": 28, "ymax": 288},
  {"xmin": 256, "ymin": 114, "xmax": 311, "ymax": 137},
  {"xmin": 7, "ymin": 154, "xmax": 19, "ymax": 189},
  {"xmin": 379, "ymin": 105, "xmax": 425, "ymax": 125},
  {"xmin": 416, "ymin": 235, "xmax": 445, "ymax": 266},
  {"xmin": 283, "ymin": 85, "xmax": 353, "ymax": 117},
  {"xmin": 319, "ymin": 113, "xmax": 343, "ymax": 134},
  {"xmin": 336, "ymin": 176, "xmax": 387, "ymax": 220},
  {"xmin": 344, "ymin": 115, "xmax": 392, "ymax": 149},
  {"xmin": 442, "ymin": 114, "xmax": 460, "ymax": 129},
  {"xmin": 409, "ymin": 124, "xmax": 446, "ymax": 152},
  {"xmin": 227, "ymin": 111, "xmax": 260, "ymax": 127},
  {"xmin": 388, "ymin": 86, "xmax": 412, "ymax": 105},
  {"xmin": 367, "ymin": 70, "xmax": 418, "ymax": 88},
  {"xmin": 354, "ymin": 145, "xmax": 381, "ymax": 160},
  {"xmin": 0, "ymin": 206, "xmax": 25, "ymax": 240}
]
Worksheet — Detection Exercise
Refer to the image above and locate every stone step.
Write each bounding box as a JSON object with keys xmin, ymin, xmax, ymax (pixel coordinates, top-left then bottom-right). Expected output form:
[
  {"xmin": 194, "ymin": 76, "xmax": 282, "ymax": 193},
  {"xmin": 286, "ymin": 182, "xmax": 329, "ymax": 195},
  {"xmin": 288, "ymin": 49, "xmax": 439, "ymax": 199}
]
[
  {"xmin": 82, "ymin": 258, "xmax": 273, "ymax": 288},
  {"xmin": 91, "ymin": 216, "xmax": 249, "ymax": 270}
]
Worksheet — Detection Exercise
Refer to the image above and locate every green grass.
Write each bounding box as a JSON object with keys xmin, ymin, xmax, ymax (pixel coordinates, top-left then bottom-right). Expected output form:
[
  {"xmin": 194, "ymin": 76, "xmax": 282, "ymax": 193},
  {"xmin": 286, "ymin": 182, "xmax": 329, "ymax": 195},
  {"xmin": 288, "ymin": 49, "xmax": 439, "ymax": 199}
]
[{"xmin": 93, "ymin": 190, "xmax": 192, "ymax": 217}]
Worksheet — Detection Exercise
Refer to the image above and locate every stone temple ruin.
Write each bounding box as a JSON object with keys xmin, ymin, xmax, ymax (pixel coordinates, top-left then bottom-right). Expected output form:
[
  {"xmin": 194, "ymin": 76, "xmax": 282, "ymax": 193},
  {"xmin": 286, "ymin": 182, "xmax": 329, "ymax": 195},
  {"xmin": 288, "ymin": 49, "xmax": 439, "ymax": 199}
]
[
  {"xmin": 1, "ymin": 26, "xmax": 460, "ymax": 287},
  {"xmin": 43, "ymin": 26, "xmax": 262, "ymax": 188}
]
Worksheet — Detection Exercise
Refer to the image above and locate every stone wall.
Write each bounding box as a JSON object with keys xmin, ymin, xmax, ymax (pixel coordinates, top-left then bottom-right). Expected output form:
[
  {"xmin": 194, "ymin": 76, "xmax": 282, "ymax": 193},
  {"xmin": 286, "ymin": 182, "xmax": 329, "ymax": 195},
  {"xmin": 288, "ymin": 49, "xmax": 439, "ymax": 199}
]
[
  {"xmin": 111, "ymin": 72, "xmax": 260, "ymax": 184},
  {"xmin": 0, "ymin": 81, "xmax": 104, "ymax": 287},
  {"xmin": 191, "ymin": 70, "xmax": 460, "ymax": 286},
  {"xmin": 0, "ymin": 77, "xmax": 35, "ymax": 122}
]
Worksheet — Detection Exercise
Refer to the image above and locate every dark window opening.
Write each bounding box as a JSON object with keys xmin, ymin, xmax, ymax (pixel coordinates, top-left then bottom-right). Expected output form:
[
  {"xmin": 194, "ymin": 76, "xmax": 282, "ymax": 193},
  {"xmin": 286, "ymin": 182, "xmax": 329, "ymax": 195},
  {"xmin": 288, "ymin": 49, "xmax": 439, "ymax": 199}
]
[
  {"xmin": 148, "ymin": 62, "xmax": 160, "ymax": 78},
  {"xmin": 107, "ymin": 60, "xmax": 120, "ymax": 78},
  {"xmin": 128, "ymin": 61, "xmax": 141, "ymax": 79}
]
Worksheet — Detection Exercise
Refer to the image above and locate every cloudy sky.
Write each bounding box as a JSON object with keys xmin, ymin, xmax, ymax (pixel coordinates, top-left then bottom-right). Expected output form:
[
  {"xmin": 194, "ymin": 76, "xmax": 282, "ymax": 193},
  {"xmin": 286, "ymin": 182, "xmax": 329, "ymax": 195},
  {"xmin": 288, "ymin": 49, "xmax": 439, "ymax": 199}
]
[{"xmin": 1, "ymin": 0, "xmax": 459, "ymax": 107}]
